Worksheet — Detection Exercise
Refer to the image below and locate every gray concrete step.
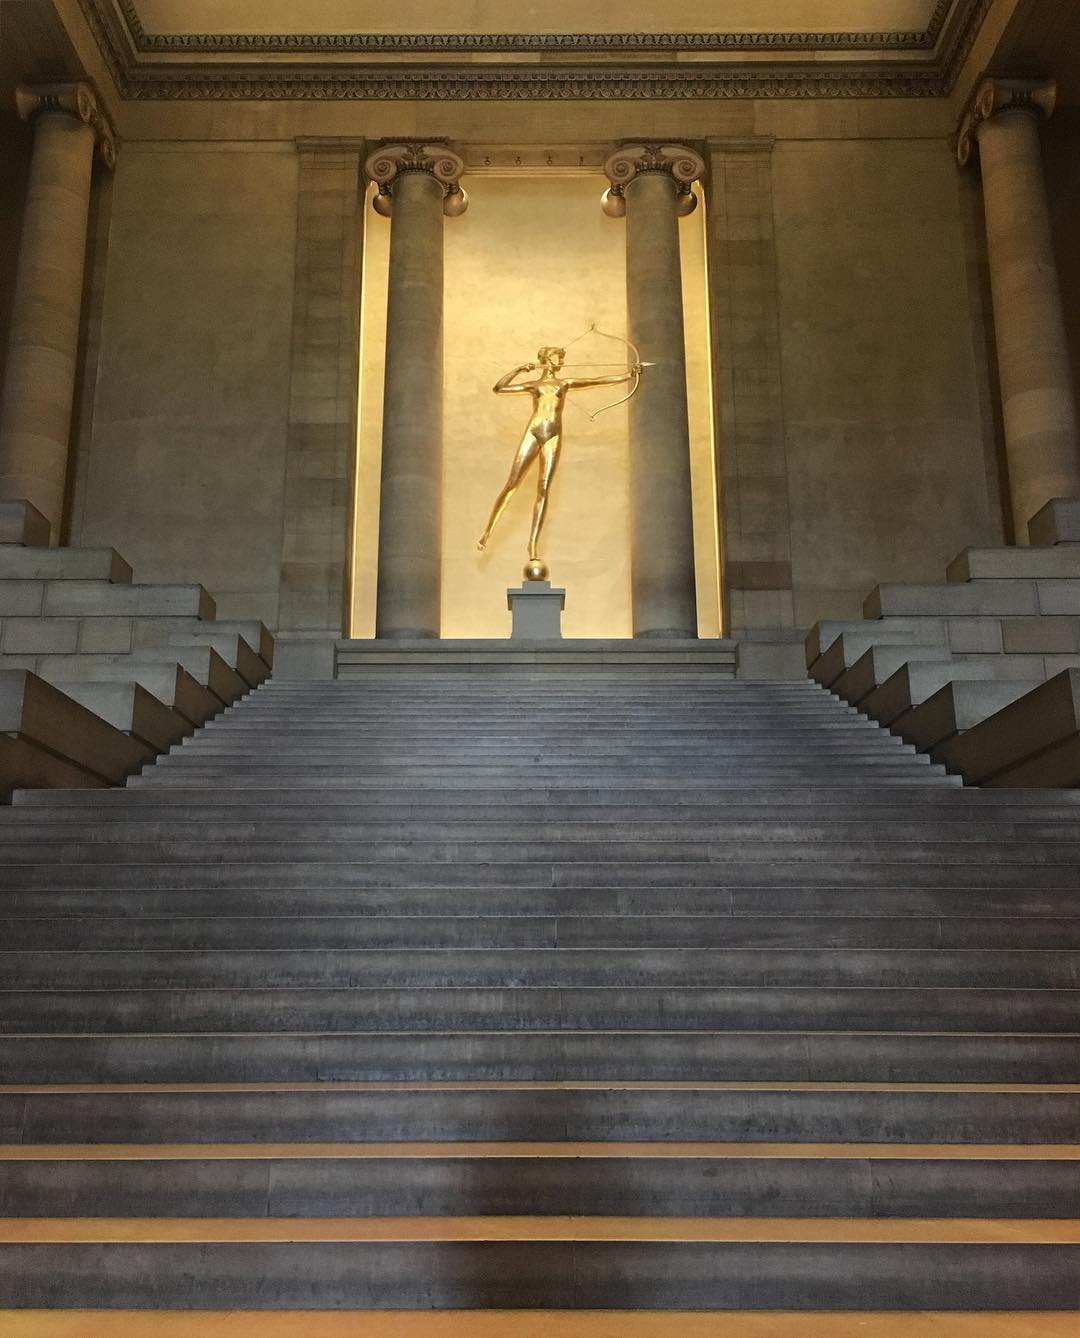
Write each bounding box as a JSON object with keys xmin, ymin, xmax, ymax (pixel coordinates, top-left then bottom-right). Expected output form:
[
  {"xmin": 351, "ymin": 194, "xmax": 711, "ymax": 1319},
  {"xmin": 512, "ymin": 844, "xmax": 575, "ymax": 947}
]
[
  {"xmin": 4, "ymin": 912, "xmax": 1077, "ymax": 950},
  {"xmin": 3, "ymin": 1152, "xmax": 1075, "ymax": 1220},
  {"xmin": 1, "ymin": 884, "xmax": 1076, "ymax": 922},
  {"xmin": 1, "ymin": 1030, "xmax": 1076, "ymax": 1084},
  {"xmin": 9, "ymin": 1084, "xmax": 1076, "ymax": 1146},
  {"xmin": 5, "ymin": 1236, "xmax": 1076, "ymax": 1310},
  {"xmin": 0, "ymin": 546, "xmax": 132, "ymax": 582}
]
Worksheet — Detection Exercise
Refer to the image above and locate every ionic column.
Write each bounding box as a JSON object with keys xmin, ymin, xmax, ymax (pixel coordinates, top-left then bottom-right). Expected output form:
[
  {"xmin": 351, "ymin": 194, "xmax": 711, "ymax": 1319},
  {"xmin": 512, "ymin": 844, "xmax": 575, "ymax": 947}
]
[
  {"xmin": 364, "ymin": 143, "xmax": 467, "ymax": 638},
  {"xmin": 0, "ymin": 83, "xmax": 116, "ymax": 542},
  {"xmin": 959, "ymin": 77, "xmax": 1080, "ymax": 541},
  {"xmin": 603, "ymin": 143, "xmax": 703, "ymax": 638}
]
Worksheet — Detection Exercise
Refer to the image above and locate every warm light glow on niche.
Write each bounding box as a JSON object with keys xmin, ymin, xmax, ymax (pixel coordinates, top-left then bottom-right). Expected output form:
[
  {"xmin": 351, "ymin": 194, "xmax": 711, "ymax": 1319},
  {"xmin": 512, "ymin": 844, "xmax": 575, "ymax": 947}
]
[{"xmin": 350, "ymin": 172, "xmax": 722, "ymax": 638}]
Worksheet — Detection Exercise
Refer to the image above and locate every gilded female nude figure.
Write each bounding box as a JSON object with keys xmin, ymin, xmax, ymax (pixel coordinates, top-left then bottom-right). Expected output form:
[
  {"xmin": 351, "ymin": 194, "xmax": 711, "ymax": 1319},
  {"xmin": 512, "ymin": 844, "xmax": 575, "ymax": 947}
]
[{"xmin": 477, "ymin": 345, "xmax": 641, "ymax": 566}]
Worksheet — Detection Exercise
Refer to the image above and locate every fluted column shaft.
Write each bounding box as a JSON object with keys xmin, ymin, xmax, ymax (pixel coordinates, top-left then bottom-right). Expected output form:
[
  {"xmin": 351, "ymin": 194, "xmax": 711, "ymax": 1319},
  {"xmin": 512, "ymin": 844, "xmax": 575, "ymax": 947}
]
[
  {"xmin": 0, "ymin": 84, "xmax": 115, "ymax": 542},
  {"xmin": 365, "ymin": 143, "xmax": 466, "ymax": 638},
  {"xmin": 960, "ymin": 78, "xmax": 1080, "ymax": 541},
  {"xmin": 604, "ymin": 143, "xmax": 703, "ymax": 638}
]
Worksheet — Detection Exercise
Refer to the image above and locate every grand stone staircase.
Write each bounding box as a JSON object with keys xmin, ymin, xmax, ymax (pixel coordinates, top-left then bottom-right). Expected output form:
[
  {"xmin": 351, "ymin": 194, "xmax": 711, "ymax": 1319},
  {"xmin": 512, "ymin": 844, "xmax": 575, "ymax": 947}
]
[{"xmin": 0, "ymin": 666, "xmax": 1078, "ymax": 1317}]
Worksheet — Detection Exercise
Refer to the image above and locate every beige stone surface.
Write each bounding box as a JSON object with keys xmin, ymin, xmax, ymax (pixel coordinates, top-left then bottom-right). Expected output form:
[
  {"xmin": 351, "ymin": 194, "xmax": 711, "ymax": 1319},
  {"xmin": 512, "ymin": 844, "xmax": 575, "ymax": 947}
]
[{"xmin": 69, "ymin": 144, "xmax": 298, "ymax": 622}]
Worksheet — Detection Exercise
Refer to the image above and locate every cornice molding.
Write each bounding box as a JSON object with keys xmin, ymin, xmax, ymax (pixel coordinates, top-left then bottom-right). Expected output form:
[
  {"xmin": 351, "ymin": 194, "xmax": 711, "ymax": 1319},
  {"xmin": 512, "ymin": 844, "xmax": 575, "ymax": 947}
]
[
  {"xmin": 74, "ymin": 0, "xmax": 990, "ymax": 101},
  {"xmin": 113, "ymin": 0, "xmax": 955, "ymax": 55}
]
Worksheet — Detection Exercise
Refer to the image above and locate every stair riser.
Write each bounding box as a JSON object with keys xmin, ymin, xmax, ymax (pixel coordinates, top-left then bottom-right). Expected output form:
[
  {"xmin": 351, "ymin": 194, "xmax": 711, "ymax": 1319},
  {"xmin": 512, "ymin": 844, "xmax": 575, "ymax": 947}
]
[
  {"xmin": 5, "ymin": 839, "xmax": 1078, "ymax": 864},
  {"xmin": 3, "ymin": 1158, "xmax": 1077, "ymax": 1219},
  {"xmin": 3, "ymin": 1033, "xmax": 1076, "ymax": 1083},
  {"xmin": 3, "ymin": 987, "xmax": 1075, "ymax": 1033},
  {"xmin": 5, "ymin": 915, "xmax": 1078, "ymax": 950},
  {"xmin": 0, "ymin": 862, "xmax": 1072, "ymax": 889},
  {"xmin": 2, "ymin": 887, "xmax": 1075, "ymax": 920},
  {"xmin": 4, "ymin": 949, "xmax": 1077, "ymax": 991},
  {"xmin": 9, "ymin": 1089, "xmax": 1078, "ymax": 1146},
  {"xmin": 2, "ymin": 1241, "xmax": 1078, "ymax": 1309}
]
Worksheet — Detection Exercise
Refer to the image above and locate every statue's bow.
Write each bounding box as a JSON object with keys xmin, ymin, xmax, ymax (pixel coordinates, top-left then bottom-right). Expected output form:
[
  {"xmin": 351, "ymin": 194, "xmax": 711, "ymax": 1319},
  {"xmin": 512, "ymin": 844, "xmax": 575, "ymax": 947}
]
[{"xmin": 561, "ymin": 323, "xmax": 645, "ymax": 420}]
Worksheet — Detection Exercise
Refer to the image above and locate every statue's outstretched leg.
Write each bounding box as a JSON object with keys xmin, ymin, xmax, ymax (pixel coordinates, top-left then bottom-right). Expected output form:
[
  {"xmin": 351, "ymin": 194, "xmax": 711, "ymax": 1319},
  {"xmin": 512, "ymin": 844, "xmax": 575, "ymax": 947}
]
[
  {"xmin": 528, "ymin": 436, "xmax": 561, "ymax": 560},
  {"xmin": 478, "ymin": 429, "xmax": 540, "ymax": 551}
]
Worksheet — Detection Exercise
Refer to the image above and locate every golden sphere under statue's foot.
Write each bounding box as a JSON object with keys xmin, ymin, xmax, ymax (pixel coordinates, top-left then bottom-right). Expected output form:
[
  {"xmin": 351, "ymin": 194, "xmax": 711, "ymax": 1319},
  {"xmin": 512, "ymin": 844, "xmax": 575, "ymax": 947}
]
[{"xmin": 524, "ymin": 558, "xmax": 550, "ymax": 582}]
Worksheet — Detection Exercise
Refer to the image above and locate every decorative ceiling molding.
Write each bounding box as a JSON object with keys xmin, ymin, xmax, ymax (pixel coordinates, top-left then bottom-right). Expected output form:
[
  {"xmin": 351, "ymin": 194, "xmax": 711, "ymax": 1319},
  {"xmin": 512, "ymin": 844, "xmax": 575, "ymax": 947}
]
[
  {"xmin": 115, "ymin": 0, "xmax": 955, "ymax": 54},
  {"xmin": 74, "ymin": 0, "xmax": 992, "ymax": 100}
]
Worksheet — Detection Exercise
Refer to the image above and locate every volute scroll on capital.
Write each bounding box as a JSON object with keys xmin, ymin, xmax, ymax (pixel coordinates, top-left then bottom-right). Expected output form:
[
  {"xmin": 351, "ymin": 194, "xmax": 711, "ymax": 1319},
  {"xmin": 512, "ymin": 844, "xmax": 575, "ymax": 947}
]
[
  {"xmin": 957, "ymin": 76, "xmax": 1057, "ymax": 168},
  {"xmin": 15, "ymin": 81, "xmax": 118, "ymax": 169},
  {"xmin": 601, "ymin": 142, "xmax": 706, "ymax": 218},
  {"xmin": 363, "ymin": 141, "xmax": 468, "ymax": 217}
]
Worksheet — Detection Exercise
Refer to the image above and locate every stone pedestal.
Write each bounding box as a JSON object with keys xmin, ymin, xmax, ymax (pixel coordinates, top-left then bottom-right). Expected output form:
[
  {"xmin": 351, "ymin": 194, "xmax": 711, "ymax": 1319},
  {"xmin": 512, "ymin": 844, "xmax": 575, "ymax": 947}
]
[
  {"xmin": 507, "ymin": 581, "xmax": 565, "ymax": 639},
  {"xmin": 0, "ymin": 83, "xmax": 116, "ymax": 543},
  {"xmin": 364, "ymin": 142, "xmax": 467, "ymax": 638},
  {"xmin": 603, "ymin": 143, "xmax": 703, "ymax": 639},
  {"xmin": 959, "ymin": 78, "xmax": 1080, "ymax": 541}
]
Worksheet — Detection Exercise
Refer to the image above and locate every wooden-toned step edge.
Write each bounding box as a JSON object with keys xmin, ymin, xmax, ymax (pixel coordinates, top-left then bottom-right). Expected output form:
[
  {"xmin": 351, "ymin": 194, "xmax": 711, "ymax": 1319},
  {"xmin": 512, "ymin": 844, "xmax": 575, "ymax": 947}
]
[
  {"xmin": 6, "ymin": 1312, "xmax": 1080, "ymax": 1336},
  {"xmin": 4, "ymin": 1216, "xmax": 1080, "ymax": 1242}
]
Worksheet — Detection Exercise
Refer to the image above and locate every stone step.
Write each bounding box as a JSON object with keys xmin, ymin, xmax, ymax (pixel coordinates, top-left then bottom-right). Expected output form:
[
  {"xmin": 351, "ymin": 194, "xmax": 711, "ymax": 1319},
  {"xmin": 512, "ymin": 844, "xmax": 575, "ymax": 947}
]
[
  {"xmin": 8, "ymin": 1084, "xmax": 1077, "ymax": 1146},
  {"xmin": 3, "ymin": 837, "xmax": 1078, "ymax": 866},
  {"xmin": 0, "ymin": 857, "xmax": 1060, "ymax": 891},
  {"xmin": 0, "ymin": 546, "xmax": 132, "ymax": 583},
  {"xmin": 0, "ymin": 670, "xmax": 151, "ymax": 800},
  {"xmin": 125, "ymin": 772, "xmax": 961, "ymax": 791},
  {"xmin": 864, "ymin": 579, "xmax": 1080, "ymax": 619},
  {"xmin": 1028, "ymin": 496, "xmax": 1080, "ymax": 546},
  {"xmin": 3, "ymin": 1225, "xmax": 1077, "ymax": 1310},
  {"xmin": 1, "ymin": 1031, "xmax": 1076, "ymax": 1084},
  {"xmin": 2, "ymin": 948, "xmax": 1075, "ymax": 991},
  {"xmin": 939, "ymin": 668, "xmax": 1080, "ymax": 787},
  {"xmin": 152, "ymin": 618, "xmax": 275, "ymax": 668},
  {"xmin": 5, "ymin": 913, "xmax": 1078, "ymax": 951},
  {"xmin": 37, "ymin": 646, "xmax": 247, "ymax": 711},
  {"xmin": 29, "ymin": 782, "xmax": 1050, "ymax": 812},
  {"xmin": 0, "ymin": 874, "xmax": 1072, "ymax": 922},
  {"xmin": 861, "ymin": 664, "xmax": 1041, "ymax": 728},
  {"xmin": 0, "ymin": 499, "xmax": 48, "ymax": 547},
  {"xmin": 3, "ymin": 884, "xmax": 1070, "ymax": 922},
  {"xmin": 2, "ymin": 995, "xmax": 1070, "ymax": 1043},
  {"xmin": 8, "ymin": 816, "xmax": 1080, "ymax": 842},
  {"xmin": 833, "ymin": 649, "xmax": 1046, "ymax": 708},
  {"xmin": 948, "ymin": 545, "xmax": 1080, "ymax": 581},
  {"xmin": 893, "ymin": 679, "xmax": 1043, "ymax": 752},
  {"xmin": 2, "ymin": 1147, "xmax": 1076, "ymax": 1220},
  {"xmin": 54, "ymin": 681, "xmax": 193, "ymax": 753},
  {"xmin": 0, "ymin": 579, "xmax": 215, "ymax": 621}
]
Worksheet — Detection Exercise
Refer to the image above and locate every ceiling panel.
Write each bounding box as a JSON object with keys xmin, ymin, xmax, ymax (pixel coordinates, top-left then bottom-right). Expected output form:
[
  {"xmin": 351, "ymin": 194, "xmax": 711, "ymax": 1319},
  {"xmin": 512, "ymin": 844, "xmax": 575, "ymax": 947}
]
[{"xmin": 127, "ymin": 1, "xmax": 944, "ymax": 39}]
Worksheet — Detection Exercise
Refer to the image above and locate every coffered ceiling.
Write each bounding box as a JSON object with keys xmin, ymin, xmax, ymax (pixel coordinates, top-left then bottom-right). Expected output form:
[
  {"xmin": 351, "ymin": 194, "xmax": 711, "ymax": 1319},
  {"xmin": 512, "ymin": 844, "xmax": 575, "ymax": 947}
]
[{"xmin": 76, "ymin": 0, "xmax": 994, "ymax": 99}]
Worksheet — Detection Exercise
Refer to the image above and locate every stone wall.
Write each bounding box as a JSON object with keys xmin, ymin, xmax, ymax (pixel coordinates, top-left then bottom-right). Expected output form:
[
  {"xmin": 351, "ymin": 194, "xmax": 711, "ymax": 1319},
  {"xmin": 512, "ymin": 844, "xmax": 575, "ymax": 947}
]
[
  {"xmin": 773, "ymin": 136, "xmax": 1005, "ymax": 626},
  {"xmin": 68, "ymin": 143, "xmax": 299, "ymax": 629}
]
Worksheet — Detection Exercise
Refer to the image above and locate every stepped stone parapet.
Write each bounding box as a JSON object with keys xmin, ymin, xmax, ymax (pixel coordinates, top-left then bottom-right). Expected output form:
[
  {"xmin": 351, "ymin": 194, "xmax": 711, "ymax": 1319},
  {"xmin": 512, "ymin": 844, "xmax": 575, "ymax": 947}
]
[
  {"xmin": 0, "ymin": 508, "xmax": 273, "ymax": 795},
  {"xmin": 808, "ymin": 495, "xmax": 1080, "ymax": 785}
]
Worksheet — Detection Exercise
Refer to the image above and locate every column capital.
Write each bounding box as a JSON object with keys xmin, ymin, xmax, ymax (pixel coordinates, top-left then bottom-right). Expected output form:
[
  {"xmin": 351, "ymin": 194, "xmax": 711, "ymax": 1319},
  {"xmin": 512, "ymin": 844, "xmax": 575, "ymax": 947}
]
[
  {"xmin": 363, "ymin": 141, "xmax": 468, "ymax": 218},
  {"xmin": 602, "ymin": 142, "xmax": 705, "ymax": 218},
  {"xmin": 957, "ymin": 76, "xmax": 1057, "ymax": 168},
  {"xmin": 15, "ymin": 81, "xmax": 118, "ymax": 169}
]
